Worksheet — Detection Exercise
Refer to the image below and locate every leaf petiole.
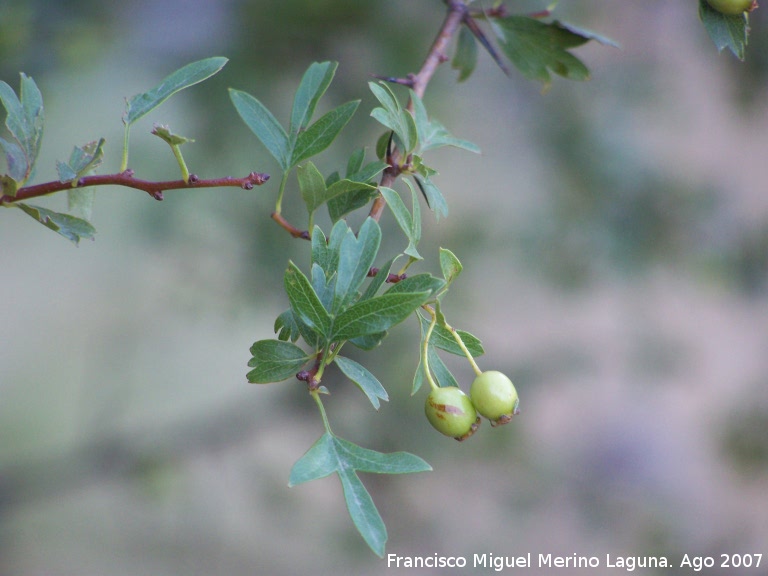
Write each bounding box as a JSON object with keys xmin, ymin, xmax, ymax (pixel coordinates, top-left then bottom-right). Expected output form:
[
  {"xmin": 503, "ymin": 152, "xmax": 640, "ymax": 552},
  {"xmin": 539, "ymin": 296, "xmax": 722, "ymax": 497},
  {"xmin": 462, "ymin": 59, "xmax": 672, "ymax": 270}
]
[
  {"xmin": 311, "ymin": 388, "xmax": 333, "ymax": 433},
  {"xmin": 275, "ymin": 171, "xmax": 289, "ymax": 214},
  {"xmin": 448, "ymin": 320, "xmax": 483, "ymax": 376},
  {"xmin": 421, "ymin": 305, "xmax": 439, "ymax": 390}
]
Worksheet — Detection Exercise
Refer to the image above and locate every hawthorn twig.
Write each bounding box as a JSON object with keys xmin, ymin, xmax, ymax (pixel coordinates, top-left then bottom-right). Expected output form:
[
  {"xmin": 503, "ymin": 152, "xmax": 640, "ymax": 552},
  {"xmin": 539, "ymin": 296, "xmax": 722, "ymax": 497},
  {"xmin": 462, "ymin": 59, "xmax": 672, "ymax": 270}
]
[
  {"xmin": 1, "ymin": 170, "xmax": 270, "ymax": 204},
  {"xmin": 368, "ymin": 0, "xmax": 469, "ymax": 223},
  {"xmin": 271, "ymin": 211, "xmax": 310, "ymax": 239}
]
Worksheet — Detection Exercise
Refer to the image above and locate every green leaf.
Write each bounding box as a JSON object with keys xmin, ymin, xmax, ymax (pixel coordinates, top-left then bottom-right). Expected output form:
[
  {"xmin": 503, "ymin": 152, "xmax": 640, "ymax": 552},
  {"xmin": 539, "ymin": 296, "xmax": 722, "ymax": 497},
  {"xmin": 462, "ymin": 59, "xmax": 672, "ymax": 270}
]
[
  {"xmin": 413, "ymin": 174, "xmax": 448, "ymax": 220},
  {"xmin": 290, "ymin": 61, "xmax": 337, "ymax": 137},
  {"xmin": 284, "ymin": 261, "xmax": 332, "ymax": 338},
  {"xmin": 698, "ymin": 0, "xmax": 749, "ymax": 60},
  {"xmin": 229, "ymin": 88, "xmax": 290, "ymax": 171},
  {"xmin": 290, "ymin": 100, "xmax": 359, "ymax": 166},
  {"xmin": 150, "ymin": 124, "xmax": 194, "ymax": 146},
  {"xmin": 349, "ymin": 159, "xmax": 389, "ymax": 183},
  {"xmin": 311, "ymin": 225, "xmax": 334, "ymax": 277},
  {"xmin": 0, "ymin": 137, "xmax": 26, "ymax": 187},
  {"xmin": 428, "ymin": 347, "xmax": 459, "ymax": 389},
  {"xmin": 332, "ymin": 291, "xmax": 429, "ymax": 341},
  {"xmin": 0, "ymin": 73, "xmax": 44, "ymax": 184},
  {"xmin": 246, "ymin": 339, "xmax": 311, "ymax": 383},
  {"xmin": 334, "ymin": 355, "xmax": 388, "ymax": 409},
  {"xmin": 369, "ymin": 82, "xmax": 418, "ymax": 154},
  {"xmin": 334, "ymin": 217, "xmax": 381, "ymax": 311},
  {"xmin": 288, "ymin": 431, "xmax": 431, "ymax": 557},
  {"xmin": 379, "ymin": 185, "xmax": 421, "ymax": 259},
  {"xmin": 297, "ymin": 161, "xmax": 327, "ymax": 215},
  {"xmin": 124, "ymin": 57, "xmax": 227, "ymax": 126},
  {"xmin": 439, "ymin": 247, "xmax": 462, "ymax": 285},
  {"xmin": 274, "ymin": 309, "xmax": 301, "ymax": 342},
  {"xmin": 411, "ymin": 91, "xmax": 480, "ymax": 154},
  {"xmin": 17, "ymin": 203, "xmax": 95, "ymax": 245},
  {"xmin": 496, "ymin": 16, "xmax": 591, "ymax": 88},
  {"xmin": 346, "ymin": 147, "xmax": 366, "ymax": 176},
  {"xmin": 385, "ymin": 273, "xmax": 445, "ymax": 299},
  {"xmin": 311, "ymin": 263, "xmax": 336, "ymax": 312},
  {"xmin": 325, "ymin": 178, "xmax": 376, "ymax": 205},
  {"xmin": 349, "ymin": 331, "xmax": 388, "ymax": 351},
  {"xmin": 360, "ymin": 256, "xmax": 397, "ymax": 302},
  {"xmin": 417, "ymin": 312, "xmax": 484, "ymax": 357},
  {"xmin": 1, "ymin": 174, "xmax": 19, "ymax": 197},
  {"xmin": 57, "ymin": 138, "xmax": 105, "ymax": 184},
  {"xmin": 453, "ymin": 25, "xmax": 478, "ymax": 82},
  {"xmin": 327, "ymin": 186, "xmax": 379, "ymax": 222},
  {"xmin": 57, "ymin": 138, "xmax": 105, "ymax": 221},
  {"xmin": 67, "ymin": 187, "xmax": 95, "ymax": 221}
]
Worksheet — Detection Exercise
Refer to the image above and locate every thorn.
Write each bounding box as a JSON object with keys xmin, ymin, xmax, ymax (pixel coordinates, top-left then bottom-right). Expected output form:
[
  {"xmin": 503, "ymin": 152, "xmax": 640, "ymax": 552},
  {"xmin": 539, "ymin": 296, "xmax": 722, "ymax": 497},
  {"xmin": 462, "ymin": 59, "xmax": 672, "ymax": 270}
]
[
  {"xmin": 371, "ymin": 73, "xmax": 416, "ymax": 88},
  {"xmin": 463, "ymin": 12, "xmax": 510, "ymax": 76}
]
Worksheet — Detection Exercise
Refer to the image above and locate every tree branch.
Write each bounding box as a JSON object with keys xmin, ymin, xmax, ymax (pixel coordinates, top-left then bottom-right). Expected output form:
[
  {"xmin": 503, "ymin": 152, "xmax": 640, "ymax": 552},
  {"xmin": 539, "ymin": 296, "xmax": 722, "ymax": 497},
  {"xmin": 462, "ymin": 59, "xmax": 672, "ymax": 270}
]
[
  {"xmin": 1, "ymin": 170, "xmax": 270, "ymax": 204},
  {"xmin": 369, "ymin": 0, "xmax": 468, "ymax": 223}
]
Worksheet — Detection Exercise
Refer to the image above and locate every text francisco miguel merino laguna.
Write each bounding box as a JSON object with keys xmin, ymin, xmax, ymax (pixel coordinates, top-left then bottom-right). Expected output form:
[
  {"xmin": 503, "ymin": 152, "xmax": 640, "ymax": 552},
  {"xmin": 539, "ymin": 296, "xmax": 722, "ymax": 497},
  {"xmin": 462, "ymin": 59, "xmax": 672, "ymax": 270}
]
[{"xmin": 387, "ymin": 552, "xmax": 671, "ymax": 571}]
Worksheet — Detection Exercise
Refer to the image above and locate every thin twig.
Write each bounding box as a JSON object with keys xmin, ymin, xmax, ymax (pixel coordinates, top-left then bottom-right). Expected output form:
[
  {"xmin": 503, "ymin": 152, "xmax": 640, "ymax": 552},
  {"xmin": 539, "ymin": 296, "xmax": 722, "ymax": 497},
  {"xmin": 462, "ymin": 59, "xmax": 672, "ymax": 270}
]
[
  {"xmin": 369, "ymin": 0, "xmax": 469, "ymax": 223},
  {"xmin": 1, "ymin": 170, "xmax": 270, "ymax": 204}
]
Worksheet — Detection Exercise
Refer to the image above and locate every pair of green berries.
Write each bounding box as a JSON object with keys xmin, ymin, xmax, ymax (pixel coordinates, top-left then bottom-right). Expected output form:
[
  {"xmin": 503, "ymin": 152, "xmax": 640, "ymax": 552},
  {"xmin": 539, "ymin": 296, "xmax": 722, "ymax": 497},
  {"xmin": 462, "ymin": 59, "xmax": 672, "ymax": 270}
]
[
  {"xmin": 425, "ymin": 371, "xmax": 520, "ymax": 441},
  {"xmin": 706, "ymin": 0, "xmax": 757, "ymax": 15}
]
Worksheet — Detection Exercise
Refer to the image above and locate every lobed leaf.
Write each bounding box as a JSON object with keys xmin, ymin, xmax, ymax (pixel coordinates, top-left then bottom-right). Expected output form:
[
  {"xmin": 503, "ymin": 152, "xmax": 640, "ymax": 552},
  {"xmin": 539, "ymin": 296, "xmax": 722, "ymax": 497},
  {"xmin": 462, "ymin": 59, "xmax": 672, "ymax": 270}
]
[
  {"xmin": 495, "ymin": 16, "xmax": 591, "ymax": 88},
  {"xmin": 124, "ymin": 57, "xmax": 227, "ymax": 126},
  {"xmin": 16, "ymin": 203, "xmax": 95, "ymax": 245},
  {"xmin": 334, "ymin": 217, "xmax": 382, "ymax": 311},
  {"xmin": 274, "ymin": 309, "xmax": 301, "ymax": 342},
  {"xmin": 0, "ymin": 73, "xmax": 44, "ymax": 184},
  {"xmin": 288, "ymin": 431, "xmax": 430, "ymax": 557},
  {"xmin": 57, "ymin": 138, "xmax": 106, "ymax": 183},
  {"xmin": 151, "ymin": 124, "xmax": 194, "ymax": 146},
  {"xmin": 247, "ymin": 339, "xmax": 311, "ymax": 383}
]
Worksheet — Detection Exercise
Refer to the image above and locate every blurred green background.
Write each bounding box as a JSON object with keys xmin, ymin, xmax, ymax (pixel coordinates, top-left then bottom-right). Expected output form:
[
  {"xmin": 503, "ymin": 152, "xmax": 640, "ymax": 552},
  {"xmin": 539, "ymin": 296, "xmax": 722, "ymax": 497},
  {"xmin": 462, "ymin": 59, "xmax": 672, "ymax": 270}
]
[{"xmin": 2, "ymin": 1, "xmax": 768, "ymax": 574}]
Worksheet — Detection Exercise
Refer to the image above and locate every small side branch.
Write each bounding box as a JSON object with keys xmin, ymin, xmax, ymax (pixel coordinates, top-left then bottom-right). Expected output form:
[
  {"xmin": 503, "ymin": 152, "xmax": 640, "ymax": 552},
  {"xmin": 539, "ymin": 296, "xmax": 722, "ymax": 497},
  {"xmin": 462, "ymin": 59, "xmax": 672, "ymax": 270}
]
[
  {"xmin": 369, "ymin": 0, "xmax": 468, "ymax": 223},
  {"xmin": 2, "ymin": 170, "xmax": 270, "ymax": 204}
]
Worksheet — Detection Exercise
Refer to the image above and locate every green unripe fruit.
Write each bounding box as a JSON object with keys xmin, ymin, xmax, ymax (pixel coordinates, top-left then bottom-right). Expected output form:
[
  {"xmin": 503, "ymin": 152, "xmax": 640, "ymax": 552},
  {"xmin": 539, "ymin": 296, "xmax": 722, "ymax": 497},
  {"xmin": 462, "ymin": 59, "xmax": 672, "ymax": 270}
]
[
  {"xmin": 470, "ymin": 370, "xmax": 519, "ymax": 427},
  {"xmin": 705, "ymin": 0, "xmax": 756, "ymax": 15},
  {"xmin": 425, "ymin": 386, "xmax": 480, "ymax": 441}
]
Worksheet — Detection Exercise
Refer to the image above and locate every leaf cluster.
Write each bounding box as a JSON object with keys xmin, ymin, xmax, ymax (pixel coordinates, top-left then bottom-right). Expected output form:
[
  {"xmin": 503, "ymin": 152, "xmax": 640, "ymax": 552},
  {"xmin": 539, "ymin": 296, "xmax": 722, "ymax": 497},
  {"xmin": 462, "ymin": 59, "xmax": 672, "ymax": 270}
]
[{"xmin": 1, "ymin": 57, "xmax": 228, "ymax": 243}]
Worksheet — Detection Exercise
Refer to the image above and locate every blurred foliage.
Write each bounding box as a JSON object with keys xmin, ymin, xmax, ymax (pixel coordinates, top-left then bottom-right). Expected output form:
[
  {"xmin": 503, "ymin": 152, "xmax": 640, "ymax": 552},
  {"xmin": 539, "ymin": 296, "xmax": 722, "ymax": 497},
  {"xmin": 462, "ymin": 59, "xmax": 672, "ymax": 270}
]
[
  {"xmin": 2, "ymin": 0, "xmax": 768, "ymax": 573},
  {"xmin": 720, "ymin": 394, "xmax": 768, "ymax": 475}
]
